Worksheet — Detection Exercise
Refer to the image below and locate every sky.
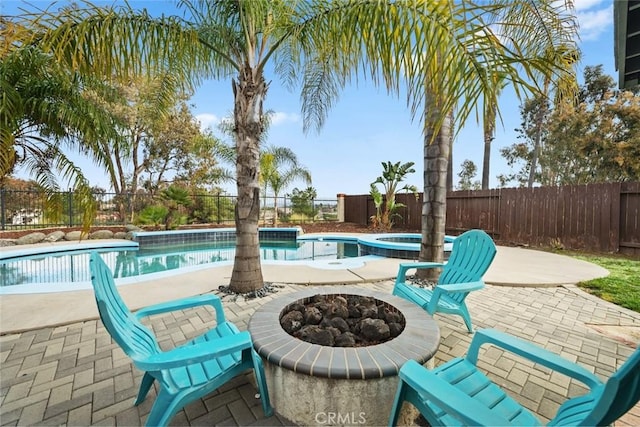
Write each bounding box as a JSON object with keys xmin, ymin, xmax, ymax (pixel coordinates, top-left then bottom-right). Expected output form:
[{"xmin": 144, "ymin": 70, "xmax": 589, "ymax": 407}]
[{"xmin": 5, "ymin": 0, "xmax": 618, "ymax": 199}]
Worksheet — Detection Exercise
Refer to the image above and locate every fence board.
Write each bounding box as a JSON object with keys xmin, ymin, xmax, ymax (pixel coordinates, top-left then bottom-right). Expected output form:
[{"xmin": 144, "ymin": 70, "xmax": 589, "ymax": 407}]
[{"xmin": 343, "ymin": 182, "xmax": 639, "ymax": 255}]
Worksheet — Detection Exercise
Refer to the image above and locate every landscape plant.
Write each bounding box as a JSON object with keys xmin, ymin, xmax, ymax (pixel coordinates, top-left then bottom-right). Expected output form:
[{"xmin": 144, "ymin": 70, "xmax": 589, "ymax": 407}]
[{"xmin": 370, "ymin": 161, "xmax": 417, "ymax": 231}]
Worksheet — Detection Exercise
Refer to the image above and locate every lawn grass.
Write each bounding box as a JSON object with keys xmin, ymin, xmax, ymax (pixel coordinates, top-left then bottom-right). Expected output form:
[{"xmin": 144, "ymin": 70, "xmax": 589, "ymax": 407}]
[{"xmin": 566, "ymin": 252, "xmax": 640, "ymax": 313}]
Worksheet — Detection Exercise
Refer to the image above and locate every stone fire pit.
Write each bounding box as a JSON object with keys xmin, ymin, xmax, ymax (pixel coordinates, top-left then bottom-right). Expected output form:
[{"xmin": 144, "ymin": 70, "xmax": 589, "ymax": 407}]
[{"xmin": 248, "ymin": 286, "xmax": 440, "ymax": 426}]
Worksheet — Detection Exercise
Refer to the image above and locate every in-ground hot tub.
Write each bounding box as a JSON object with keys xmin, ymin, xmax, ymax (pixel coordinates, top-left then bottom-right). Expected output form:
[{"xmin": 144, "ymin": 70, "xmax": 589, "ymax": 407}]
[{"xmin": 248, "ymin": 286, "xmax": 440, "ymax": 426}]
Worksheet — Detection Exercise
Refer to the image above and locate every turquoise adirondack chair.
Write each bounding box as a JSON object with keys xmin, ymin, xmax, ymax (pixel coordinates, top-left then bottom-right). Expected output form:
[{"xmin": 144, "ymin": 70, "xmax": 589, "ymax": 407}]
[
  {"xmin": 392, "ymin": 229, "xmax": 497, "ymax": 332},
  {"xmin": 89, "ymin": 252, "xmax": 272, "ymax": 426},
  {"xmin": 389, "ymin": 328, "xmax": 640, "ymax": 426}
]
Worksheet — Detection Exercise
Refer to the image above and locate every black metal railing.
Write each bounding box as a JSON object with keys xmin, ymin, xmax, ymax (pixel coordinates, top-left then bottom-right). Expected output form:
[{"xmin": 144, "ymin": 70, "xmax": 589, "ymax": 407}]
[{"xmin": 0, "ymin": 188, "xmax": 338, "ymax": 230}]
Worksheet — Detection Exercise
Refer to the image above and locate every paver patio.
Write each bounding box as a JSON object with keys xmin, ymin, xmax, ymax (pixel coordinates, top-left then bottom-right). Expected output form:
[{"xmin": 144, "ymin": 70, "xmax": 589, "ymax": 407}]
[{"xmin": 1, "ymin": 279, "xmax": 639, "ymax": 426}]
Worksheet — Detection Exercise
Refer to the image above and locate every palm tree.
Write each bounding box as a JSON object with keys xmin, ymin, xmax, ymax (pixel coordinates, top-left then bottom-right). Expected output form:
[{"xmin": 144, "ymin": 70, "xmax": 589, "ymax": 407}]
[
  {"xmin": 482, "ymin": 76, "xmax": 507, "ymax": 190},
  {"xmin": 19, "ymin": 0, "xmax": 579, "ymax": 292},
  {"xmin": 1, "ymin": 26, "xmax": 123, "ymax": 229},
  {"xmin": 417, "ymin": 1, "xmax": 579, "ymax": 280},
  {"xmin": 260, "ymin": 146, "xmax": 311, "ymax": 226}
]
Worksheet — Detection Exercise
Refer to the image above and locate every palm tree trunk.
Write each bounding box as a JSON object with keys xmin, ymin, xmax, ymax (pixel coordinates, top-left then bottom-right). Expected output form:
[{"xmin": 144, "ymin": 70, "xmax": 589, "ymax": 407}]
[
  {"xmin": 446, "ymin": 110, "xmax": 454, "ymax": 192},
  {"xmin": 482, "ymin": 104, "xmax": 495, "ymax": 190},
  {"xmin": 420, "ymin": 111, "xmax": 452, "ymax": 282},
  {"xmin": 230, "ymin": 65, "xmax": 266, "ymax": 293}
]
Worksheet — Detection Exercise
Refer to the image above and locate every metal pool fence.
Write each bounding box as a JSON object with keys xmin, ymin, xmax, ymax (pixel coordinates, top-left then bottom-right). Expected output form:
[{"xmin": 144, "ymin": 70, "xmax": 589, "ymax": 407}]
[{"xmin": 0, "ymin": 189, "xmax": 338, "ymax": 230}]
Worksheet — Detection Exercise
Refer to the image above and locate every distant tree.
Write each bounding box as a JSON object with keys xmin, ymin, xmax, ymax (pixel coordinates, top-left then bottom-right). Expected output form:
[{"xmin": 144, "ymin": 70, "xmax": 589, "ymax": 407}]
[
  {"xmin": 500, "ymin": 65, "xmax": 640, "ymax": 186},
  {"xmin": 289, "ymin": 187, "xmax": 318, "ymax": 220},
  {"xmin": 95, "ymin": 77, "xmax": 188, "ymax": 221},
  {"xmin": 457, "ymin": 160, "xmax": 481, "ymax": 190}
]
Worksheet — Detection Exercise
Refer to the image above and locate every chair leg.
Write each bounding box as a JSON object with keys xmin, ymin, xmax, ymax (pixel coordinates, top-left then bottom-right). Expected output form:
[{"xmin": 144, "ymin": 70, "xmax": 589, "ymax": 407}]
[
  {"xmin": 460, "ymin": 305, "xmax": 474, "ymax": 333},
  {"xmin": 144, "ymin": 390, "xmax": 179, "ymax": 427},
  {"xmin": 135, "ymin": 372, "xmax": 156, "ymax": 406},
  {"xmin": 251, "ymin": 350, "xmax": 273, "ymax": 417},
  {"xmin": 388, "ymin": 380, "xmax": 408, "ymax": 427}
]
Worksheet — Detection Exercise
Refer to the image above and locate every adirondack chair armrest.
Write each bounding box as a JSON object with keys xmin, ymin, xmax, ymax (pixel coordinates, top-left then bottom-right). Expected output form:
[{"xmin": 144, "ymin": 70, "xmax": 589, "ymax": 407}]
[
  {"xmin": 435, "ymin": 280, "xmax": 485, "ymax": 294},
  {"xmin": 135, "ymin": 294, "xmax": 227, "ymax": 324},
  {"xmin": 397, "ymin": 359, "xmax": 512, "ymax": 426},
  {"xmin": 133, "ymin": 331, "xmax": 253, "ymax": 371},
  {"xmin": 425, "ymin": 281, "xmax": 484, "ymax": 313},
  {"xmin": 395, "ymin": 262, "xmax": 446, "ymax": 284},
  {"xmin": 467, "ymin": 329, "xmax": 603, "ymax": 389}
]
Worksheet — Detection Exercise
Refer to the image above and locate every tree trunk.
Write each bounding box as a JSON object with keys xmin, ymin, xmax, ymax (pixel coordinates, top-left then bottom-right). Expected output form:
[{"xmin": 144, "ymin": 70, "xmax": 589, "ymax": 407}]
[
  {"xmin": 230, "ymin": 65, "xmax": 267, "ymax": 293},
  {"xmin": 420, "ymin": 111, "xmax": 452, "ymax": 282},
  {"xmin": 528, "ymin": 83, "xmax": 550, "ymax": 188},
  {"xmin": 446, "ymin": 110, "xmax": 454, "ymax": 192},
  {"xmin": 482, "ymin": 104, "xmax": 495, "ymax": 190}
]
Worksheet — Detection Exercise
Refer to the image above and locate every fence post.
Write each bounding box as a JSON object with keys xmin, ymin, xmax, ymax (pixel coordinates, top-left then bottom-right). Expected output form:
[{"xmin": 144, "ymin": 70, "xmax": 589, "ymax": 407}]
[
  {"xmin": 67, "ymin": 189, "xmax": 73, "ymax": 227},
  {"xmin": 0, "ymin": 188, "xmax": 5, "ymax": 230},
  {"xmin": 337, "ymin": 194, "xmax": 345, "ymax": 222},
  {"xmin": 217, "ymin": 194, "xmax": 221, "ymax": 224}
]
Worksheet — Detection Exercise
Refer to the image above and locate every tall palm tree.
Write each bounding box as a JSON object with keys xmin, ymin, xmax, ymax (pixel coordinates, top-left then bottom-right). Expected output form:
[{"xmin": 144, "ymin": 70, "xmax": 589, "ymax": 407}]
[
  {"xmin": 260, "ymin": 146, "xmax": 311, "ymax": 226},
  {"xmin": 417, "ymin": 1, "xmax": 579, "ymax": 280},
  {"xmin": 19, "ymin": 0, "xmax": 579, "ymax": 292}
]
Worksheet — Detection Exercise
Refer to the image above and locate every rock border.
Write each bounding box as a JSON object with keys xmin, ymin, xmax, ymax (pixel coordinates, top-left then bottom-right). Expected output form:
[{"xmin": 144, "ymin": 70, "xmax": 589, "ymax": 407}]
[{"xmin": 0, "ymin": 224, "xmax": 143, "ymax": 247}]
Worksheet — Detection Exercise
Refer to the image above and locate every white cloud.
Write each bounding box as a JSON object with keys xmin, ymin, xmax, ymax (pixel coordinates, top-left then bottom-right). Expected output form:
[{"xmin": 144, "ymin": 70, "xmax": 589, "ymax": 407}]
[
  {"xmin": 195, "ymin": 113, "xmax": 220, "ymax": 131},
  {"xmin": 577, "ymin": 5, "xmax": 612, "ymax": 41},
  {"xmin": 269, "ymin": 112, "xmax": 300, "ymax": 126},
  {"xmin": 573, "ymin": 0, "xmax": 608, "ymax": 12}
]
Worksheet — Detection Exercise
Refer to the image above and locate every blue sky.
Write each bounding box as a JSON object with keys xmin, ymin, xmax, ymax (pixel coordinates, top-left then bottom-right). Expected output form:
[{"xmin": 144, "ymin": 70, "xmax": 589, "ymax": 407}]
[{"xmin": 6, "ymin": 0, "xmax": 617, "ymax": 199}]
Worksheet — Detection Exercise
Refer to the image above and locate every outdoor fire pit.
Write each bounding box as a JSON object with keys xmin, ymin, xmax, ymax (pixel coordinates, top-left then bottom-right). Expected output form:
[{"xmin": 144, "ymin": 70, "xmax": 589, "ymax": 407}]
[{"xmin": 248, "ymin": 286, "xmax": 440, "ymax": 426}]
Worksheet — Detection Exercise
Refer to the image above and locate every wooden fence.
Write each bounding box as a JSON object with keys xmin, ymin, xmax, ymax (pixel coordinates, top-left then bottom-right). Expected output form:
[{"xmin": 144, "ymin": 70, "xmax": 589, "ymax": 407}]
[{"xmin": 343, "ymin": 182, "xmax": 640, "ymax": 256}]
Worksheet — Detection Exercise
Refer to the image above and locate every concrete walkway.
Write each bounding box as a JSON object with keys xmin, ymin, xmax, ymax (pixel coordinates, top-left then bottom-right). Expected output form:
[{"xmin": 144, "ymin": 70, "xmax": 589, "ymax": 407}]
[{"xmin": 2, "ymin": 242, "xmax": 639, "ymax": 426}]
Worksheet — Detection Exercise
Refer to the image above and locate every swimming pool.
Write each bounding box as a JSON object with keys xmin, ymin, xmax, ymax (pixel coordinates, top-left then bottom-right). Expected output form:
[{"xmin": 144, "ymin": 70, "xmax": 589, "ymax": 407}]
[
  {"xmin": 0, "ymin": 239, "xmax": 363, "ymax": 294},
  {"xmin": 0, "ymin": 228, "xmax": 455, "ymax": 294}
]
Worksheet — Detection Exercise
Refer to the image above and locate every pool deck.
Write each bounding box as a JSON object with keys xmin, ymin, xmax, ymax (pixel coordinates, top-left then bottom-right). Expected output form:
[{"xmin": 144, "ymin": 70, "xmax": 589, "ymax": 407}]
[
  {"xmin": 0, "ymin": 237, "xmax": 610, "ymax": 334},
  {"xmin": 1, "ymin": 236, "xmax": 639, "ymax": 426}
]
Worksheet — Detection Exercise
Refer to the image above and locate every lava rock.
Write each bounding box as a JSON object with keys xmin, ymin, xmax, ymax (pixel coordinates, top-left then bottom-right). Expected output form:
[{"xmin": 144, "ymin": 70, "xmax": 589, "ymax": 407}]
[
  {"xmin": 296, "ymin": 325, "xmax": 335, "ymax": 346},
  {"xmin": 359, "ymin": 318, "xmax": 390, "ymax": 342},
  {"xmin": 304, "ymin": 307, "xmax": 323, "ymax": 325},
  {"xmin": 281, "ymin": 310, "xmax": 304, "ymax": 334},
  {"xmin": 330, "ymin": 317, "xmax": 350, "ymax": 333},
  {"xmin": 389, "ymin": 322, "xmax": 404, "ymax": 338},
  {"xmin": 335, "ymin": 332, "xmax": 357, "ymax": 347}
]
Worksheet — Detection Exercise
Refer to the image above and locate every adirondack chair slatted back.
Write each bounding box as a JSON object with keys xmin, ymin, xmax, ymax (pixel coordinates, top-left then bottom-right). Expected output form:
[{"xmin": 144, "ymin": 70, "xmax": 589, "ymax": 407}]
[
  {"xmin": 439, "ymin": 230, "xmax": 496, "ymax": 302},
  {"xmin": 90, "ymin": 252, "xmax": 160, "ymax": 359},
  {"xmin": 587, "ymin": 348, "xmax": 640, "ymax": 426}
]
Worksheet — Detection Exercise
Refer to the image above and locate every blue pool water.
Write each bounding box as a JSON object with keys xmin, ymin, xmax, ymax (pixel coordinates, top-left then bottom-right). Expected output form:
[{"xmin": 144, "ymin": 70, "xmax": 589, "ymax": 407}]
[{"xmin": 0, "ymin": 239, "xmax": 361, "ymax": 293}]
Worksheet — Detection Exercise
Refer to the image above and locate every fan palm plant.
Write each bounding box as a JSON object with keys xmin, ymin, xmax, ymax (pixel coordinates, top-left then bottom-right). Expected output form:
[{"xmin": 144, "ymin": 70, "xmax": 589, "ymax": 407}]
[
  {"xmin": 260, "ymin": 146, "xmax": 311, "ymax": 226},
  {"xmin": 15, "ymin": 0, "xmax": 579, "ymax": 292}
]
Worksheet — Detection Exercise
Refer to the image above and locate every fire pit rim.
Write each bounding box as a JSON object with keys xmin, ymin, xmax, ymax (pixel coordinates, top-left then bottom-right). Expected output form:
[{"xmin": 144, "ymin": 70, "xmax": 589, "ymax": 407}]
[{"xmin": 248, "ymin": 286, "xmax": 440, "ymax": 380}]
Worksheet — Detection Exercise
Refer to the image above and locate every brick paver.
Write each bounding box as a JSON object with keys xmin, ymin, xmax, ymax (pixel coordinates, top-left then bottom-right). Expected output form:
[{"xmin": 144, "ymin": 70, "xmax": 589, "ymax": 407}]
[{"xmin": 1, "ymin": 282, "xmax": 639, "ymax": 426}]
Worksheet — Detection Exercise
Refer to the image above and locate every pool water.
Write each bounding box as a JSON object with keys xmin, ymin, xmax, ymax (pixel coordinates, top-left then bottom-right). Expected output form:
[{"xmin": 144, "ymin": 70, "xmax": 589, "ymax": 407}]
[{"xmin": 0, "ymin": 240, "xmax": 360, "ymax": 288}]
